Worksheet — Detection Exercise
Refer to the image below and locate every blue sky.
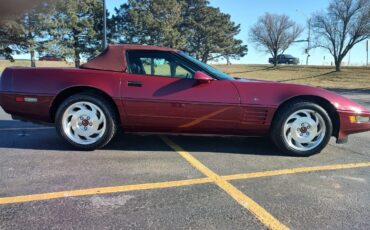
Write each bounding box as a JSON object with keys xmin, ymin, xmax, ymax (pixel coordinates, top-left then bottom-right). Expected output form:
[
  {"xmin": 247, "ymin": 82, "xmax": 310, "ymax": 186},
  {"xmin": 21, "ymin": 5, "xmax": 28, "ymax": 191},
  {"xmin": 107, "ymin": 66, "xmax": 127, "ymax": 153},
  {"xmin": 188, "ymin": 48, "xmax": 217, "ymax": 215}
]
[
  {"xmin": 106, "ymin": 0, "xmax": 368, "ymax": 66},
  {"xmin": 15, "ymin": 0, "xmax": 368, "ymax": 65},
  {"xmin": 107, "ymin": 0, "xmax": 366, "ymax": 65}
]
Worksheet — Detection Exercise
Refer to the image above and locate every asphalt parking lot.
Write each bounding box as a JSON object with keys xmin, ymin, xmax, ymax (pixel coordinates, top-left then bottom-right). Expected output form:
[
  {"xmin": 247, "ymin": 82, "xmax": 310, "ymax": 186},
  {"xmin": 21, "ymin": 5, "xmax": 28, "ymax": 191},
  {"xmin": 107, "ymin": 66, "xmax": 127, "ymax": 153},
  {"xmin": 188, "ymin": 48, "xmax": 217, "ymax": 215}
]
[{"xmin": 0, "ymin": 90, "xmax": 369, "ymax": 230}]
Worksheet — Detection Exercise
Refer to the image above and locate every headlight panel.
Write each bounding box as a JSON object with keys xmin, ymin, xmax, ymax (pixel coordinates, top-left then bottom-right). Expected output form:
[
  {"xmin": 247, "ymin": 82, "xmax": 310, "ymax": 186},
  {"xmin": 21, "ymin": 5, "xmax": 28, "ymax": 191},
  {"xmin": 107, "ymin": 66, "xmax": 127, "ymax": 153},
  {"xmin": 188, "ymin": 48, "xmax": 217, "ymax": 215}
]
[{"xmin": 349, "ymin": 115, "xmax": 370, "ymax": 123}]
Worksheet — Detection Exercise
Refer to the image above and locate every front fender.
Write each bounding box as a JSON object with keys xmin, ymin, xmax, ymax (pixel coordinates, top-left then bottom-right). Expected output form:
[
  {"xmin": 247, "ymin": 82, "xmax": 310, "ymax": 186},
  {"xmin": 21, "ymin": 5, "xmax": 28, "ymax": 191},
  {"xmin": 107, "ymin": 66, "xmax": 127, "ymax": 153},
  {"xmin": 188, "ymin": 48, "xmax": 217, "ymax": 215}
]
[{"xmin": 233, "ymin": 80, "xmax": 367, "ymax": 113}]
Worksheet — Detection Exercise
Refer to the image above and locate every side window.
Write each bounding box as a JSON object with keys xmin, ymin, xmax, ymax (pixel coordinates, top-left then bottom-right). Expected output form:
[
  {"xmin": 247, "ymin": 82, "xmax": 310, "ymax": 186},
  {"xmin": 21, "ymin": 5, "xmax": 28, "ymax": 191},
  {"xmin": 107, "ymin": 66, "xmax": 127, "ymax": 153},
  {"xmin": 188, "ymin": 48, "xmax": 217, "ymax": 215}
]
[
  {"xmin": 174, "ymin": 65, "xmax": 191, "ymax": 78},
  {"xmin": 140, "ymin": 57, "xmax": 172, "ymax": 76},
  {"xmin": 128, "ymin": 51, "xmax": 193, "ymax": 78}
]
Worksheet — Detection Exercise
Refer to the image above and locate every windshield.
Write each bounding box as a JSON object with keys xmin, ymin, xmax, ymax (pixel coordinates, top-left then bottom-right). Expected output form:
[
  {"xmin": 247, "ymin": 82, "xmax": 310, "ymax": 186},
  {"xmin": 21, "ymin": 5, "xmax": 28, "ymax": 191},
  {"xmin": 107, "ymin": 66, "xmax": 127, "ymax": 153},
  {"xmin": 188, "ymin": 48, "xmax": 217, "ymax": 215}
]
[{"xmin": 178, "ymin": 52, "xmax": 234, "ymax": 80}]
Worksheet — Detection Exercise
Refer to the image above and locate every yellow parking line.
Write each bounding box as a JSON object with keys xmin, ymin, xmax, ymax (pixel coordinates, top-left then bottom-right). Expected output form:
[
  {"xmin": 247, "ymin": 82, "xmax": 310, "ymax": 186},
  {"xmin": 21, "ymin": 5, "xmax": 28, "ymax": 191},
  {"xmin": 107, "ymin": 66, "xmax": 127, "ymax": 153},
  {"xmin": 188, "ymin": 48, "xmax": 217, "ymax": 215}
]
[
  {"xmin": 0, "ymin": 178, "xmax": 212, "ymax": 205},
  {"xmin": 222, "ymin": 162, "xmax": 370, "ymax": 181},
  {"xmin": 0, "ymin": 140, "xmax": 369, "ymax": 229},
  {"xmin": 160, "ymin": 136, "xmax": 289, "ymax": 230},
  {"xmin": 2, "ymin": 161, "xmax": 369, "ymax": 207}
]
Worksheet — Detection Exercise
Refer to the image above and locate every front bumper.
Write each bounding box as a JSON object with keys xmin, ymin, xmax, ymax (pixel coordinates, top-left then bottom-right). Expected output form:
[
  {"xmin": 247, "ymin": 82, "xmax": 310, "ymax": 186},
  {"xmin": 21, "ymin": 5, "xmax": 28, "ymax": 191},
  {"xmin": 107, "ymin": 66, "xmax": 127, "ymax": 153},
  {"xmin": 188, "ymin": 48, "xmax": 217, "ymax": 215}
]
[{"xmin": 337, "ymin": 110, "xmax": 370, "ymax": 142}]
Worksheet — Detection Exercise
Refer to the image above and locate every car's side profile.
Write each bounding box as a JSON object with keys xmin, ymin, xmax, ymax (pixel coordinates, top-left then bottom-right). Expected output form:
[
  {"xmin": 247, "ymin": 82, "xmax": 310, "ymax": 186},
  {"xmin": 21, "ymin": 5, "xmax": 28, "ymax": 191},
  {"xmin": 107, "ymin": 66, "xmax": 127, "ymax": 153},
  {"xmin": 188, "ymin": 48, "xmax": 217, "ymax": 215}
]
[
  {"xmin": 39, "ymin": 55, "xmax": 65, "ymax": 61},
  {"xmin": 268, "ymin": 54, "xmax": 299, "ymax": 65},
  {"xmin": 1, "ymin": 44, "xmax": 369, "ymax": 156}
]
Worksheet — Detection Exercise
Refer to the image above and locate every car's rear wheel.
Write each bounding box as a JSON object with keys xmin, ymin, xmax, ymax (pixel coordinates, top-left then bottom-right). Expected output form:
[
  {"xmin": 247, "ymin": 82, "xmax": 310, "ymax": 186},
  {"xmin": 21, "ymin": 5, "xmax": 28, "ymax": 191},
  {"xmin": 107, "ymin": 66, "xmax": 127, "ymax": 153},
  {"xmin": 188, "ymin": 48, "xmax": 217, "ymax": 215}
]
[
  {"xmin": 55, "ymin": 93, "xmax": 117, "ymax": 150},
  {"xmin": 271, "ymin": 101, "xmax": 333, "ymax": 156}
]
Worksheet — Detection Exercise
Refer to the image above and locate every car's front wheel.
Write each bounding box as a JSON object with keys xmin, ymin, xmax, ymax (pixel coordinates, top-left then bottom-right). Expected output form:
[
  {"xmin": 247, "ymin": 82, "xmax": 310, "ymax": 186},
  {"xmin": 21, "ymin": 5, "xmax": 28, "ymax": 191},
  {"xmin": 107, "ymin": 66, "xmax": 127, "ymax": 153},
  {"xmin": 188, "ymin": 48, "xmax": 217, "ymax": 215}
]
[
  {"xmin": 55, "ymin": 93, "xmax": 118, "ymax": 150},
  {"xmin": 271, "ymin": 101, "xmax": 333, "ymax": 156}
]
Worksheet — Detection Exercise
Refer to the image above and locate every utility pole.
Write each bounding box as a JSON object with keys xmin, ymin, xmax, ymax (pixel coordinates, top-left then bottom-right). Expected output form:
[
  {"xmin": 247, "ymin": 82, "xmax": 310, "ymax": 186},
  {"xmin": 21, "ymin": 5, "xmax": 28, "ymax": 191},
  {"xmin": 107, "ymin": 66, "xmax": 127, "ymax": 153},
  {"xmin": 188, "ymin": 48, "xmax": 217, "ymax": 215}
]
[
  {"xmin": 306, "ymin": 18, "xmax": 311, "ymax": 66},
  {"xmin": 367, "ymin": 40, "xmax": 369, "ymax": 66},
  {"xmin": 348, "ymin": 49, "xmax": 351, "ymax": 66},
  {"xmin": 102, "ymin": 0, "xmax": 107, "ymax": 50},
  {"xmin": 296, "ymin": 10, "xmax": 311, "ymax": 65}
]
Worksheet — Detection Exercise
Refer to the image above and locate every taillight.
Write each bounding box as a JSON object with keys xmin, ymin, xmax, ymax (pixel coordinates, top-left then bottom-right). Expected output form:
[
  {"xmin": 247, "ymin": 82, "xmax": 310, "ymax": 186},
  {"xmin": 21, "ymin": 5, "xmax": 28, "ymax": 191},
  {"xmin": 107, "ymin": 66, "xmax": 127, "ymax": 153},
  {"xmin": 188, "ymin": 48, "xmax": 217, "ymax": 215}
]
[{"xmin": 15, "ymin": 96, "xmax": 38, "ymax": 103}]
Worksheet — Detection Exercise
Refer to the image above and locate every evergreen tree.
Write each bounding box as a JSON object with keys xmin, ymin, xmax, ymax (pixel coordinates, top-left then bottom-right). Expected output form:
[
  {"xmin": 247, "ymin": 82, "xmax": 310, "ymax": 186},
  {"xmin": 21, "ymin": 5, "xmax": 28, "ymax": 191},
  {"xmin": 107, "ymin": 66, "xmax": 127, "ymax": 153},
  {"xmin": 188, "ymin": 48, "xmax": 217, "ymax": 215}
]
[
  {"xmin": 0, "ymin": 2, "xmax": 52, "ymax": 66},
  {"xmin": 181, "ymin": 0, "xmax": 247, "ymax": 62},
  {"xmin": 18, "ymin": 2, "xmax": 53, "ymax": 67},
  {"xmin": 111, "ymin": 0, "xmax": 185, "ymax": 48},
  {"xmin": 49, "ymin": 0, "xmax": 104, "ymax": 67},
  {"xmin": 111, "ymin": 0, "xmax": 247, "ymax": 63},
  {"xmin": 0, "ymin": 21, "xmax": 24, "ymax": 61}
]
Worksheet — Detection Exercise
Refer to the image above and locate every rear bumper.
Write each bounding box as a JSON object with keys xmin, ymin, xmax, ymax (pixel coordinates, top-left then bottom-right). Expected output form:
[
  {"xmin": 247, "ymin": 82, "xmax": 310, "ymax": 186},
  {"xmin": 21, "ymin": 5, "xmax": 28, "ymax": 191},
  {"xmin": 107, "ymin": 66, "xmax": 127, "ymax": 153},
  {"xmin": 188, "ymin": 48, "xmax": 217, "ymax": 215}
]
[
  {"xmin": 337, "ymin": 110, "xmax": 370, "ymax": 142},
  {"xmin": 0, "ymin": 92, "xmax": 54, "ymax": 123}
]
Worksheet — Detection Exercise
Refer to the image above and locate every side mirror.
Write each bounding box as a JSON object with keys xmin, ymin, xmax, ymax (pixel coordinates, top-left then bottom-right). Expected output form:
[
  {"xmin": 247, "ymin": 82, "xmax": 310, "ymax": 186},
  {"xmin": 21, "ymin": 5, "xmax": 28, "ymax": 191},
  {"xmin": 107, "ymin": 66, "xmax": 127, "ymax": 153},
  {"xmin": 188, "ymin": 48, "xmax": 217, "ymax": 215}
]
[{"xmin": 194, "ymin": 71, "xmax": 214, "ymax": 83}]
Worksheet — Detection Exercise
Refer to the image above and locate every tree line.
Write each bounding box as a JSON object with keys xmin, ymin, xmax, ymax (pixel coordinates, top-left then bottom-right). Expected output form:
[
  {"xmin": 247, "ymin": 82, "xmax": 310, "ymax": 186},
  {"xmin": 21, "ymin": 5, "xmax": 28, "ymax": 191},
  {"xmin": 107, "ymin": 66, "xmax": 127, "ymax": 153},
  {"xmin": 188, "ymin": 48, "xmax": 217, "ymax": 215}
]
[
  {"xmin": 0, "ymin": 0, "xmax": 369, "ymax": 71},
  {"xmin": 0, "ymin": 0, "xmax": 247, "ymax": 67}
]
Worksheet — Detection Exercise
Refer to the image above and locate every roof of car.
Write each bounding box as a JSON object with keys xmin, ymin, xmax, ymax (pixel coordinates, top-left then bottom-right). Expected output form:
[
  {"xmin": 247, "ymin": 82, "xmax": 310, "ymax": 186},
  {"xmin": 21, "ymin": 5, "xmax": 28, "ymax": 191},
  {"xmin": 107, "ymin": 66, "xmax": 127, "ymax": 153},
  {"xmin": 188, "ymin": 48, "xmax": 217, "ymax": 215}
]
[{"xmin": 80, "ymin": 44, "xmax": 178, "ymax": 72}]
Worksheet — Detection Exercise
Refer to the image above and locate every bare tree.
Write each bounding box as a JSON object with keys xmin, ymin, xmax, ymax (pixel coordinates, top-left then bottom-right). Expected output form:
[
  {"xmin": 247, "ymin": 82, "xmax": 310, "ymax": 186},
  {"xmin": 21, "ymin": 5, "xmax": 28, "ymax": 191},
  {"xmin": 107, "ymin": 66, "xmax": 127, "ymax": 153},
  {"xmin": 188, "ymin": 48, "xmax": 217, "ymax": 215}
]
[
  {"xmin": 312, "ymin": 0, "xmax": 370, "ymax": 71},
  {"xmin": 249, "ymin": 13, "xmax": 303, "ymax": 66}
]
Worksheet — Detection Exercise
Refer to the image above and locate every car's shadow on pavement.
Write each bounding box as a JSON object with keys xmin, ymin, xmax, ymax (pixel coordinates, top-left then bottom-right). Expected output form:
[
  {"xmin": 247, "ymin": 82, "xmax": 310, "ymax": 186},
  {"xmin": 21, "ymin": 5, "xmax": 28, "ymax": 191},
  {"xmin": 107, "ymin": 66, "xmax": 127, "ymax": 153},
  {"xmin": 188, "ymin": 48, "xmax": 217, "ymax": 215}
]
[
  {"xmin": 0, "ymin": 120, "xmax": 291, "ymax": 157},
  {"xmin": 161, "ymin": 135, "xmax": 290, "ymax": 156}
]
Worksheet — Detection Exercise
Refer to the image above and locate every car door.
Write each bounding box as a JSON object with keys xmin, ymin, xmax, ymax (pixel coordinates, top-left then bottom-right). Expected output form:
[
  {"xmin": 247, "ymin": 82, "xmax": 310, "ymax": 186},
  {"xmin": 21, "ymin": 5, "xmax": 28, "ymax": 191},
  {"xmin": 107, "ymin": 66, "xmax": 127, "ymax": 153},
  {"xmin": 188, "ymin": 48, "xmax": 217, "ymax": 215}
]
[
  {"xmin": 121, "ymin": 50, "xmax": 241, "ymax": 133},
  {"xmin": 278, "ymin": 55, "xmax": 284, "ymax": 64}
]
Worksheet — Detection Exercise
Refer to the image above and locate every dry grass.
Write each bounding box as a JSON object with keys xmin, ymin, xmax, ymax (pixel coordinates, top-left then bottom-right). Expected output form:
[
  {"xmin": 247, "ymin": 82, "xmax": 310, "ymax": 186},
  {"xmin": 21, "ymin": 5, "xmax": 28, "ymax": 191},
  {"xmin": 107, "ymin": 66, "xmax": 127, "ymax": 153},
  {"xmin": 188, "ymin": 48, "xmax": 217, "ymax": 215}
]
[
  {"xmin": 1, "ymin": 60, "xmax": 369, "ymax": 90},
  {"xmin": 215, "ymin": 64, "xmax": 370, "ymax": 90}
]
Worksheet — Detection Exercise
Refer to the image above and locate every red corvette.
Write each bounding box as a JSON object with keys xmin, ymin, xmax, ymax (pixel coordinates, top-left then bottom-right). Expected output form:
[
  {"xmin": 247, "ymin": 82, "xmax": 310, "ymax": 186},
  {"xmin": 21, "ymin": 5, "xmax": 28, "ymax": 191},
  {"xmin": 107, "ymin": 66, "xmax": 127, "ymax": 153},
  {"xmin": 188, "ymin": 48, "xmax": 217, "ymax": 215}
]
[{"xmin": 1, "ymin": 44, "xmax": 370, "ymax": 156}]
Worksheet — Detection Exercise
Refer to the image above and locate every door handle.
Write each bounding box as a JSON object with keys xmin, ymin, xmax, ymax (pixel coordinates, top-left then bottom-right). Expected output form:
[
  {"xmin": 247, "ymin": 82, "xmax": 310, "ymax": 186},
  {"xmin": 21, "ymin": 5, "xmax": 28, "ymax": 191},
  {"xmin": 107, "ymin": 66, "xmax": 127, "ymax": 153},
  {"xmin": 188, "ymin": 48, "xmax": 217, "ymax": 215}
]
[{"xmin": 128, "ymin": 81, "xmax": 143, "ymax": 87}]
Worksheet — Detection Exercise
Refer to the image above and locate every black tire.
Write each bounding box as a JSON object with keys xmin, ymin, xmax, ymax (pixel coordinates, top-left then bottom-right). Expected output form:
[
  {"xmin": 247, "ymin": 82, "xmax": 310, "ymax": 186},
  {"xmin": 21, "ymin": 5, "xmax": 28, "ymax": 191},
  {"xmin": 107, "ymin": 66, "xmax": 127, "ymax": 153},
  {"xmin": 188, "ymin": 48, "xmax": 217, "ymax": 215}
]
[
  {"xmin": 55, "ymin": 93, "xmax": 118, "ymax": 150},
  {"xmin": 271, "ymin": 101, "xmax": 333, "ymax": 156}
]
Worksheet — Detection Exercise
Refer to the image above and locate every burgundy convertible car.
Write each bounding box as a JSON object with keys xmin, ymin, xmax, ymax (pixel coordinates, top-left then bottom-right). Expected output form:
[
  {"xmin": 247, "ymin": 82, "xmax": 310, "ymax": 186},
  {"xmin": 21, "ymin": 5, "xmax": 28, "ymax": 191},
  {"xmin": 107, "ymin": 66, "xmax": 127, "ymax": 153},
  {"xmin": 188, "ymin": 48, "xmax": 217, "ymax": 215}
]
[{"xmin": 1, "ymin": 44, "xmax": 370, "ymax": 156}]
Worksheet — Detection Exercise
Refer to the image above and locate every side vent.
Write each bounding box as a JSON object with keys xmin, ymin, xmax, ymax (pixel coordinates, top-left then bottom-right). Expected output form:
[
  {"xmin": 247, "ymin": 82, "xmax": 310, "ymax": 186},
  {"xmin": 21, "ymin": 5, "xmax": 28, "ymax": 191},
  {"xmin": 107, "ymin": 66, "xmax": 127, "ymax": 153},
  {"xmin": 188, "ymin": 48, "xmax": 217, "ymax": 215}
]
[{"xmin": 244, "ymin": 108, "xmax": 268, "ymax": 125}]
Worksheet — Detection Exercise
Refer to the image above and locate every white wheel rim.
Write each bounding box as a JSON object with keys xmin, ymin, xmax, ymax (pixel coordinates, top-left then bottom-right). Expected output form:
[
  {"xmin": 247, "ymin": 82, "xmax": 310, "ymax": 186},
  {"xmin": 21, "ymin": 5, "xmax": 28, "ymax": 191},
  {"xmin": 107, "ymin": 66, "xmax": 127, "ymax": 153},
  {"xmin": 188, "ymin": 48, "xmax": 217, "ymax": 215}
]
[
  {"xmin": 283, "ymin": 109, "xmax": 326, "ymax": 152},
  {"xmin": 62, "ymin": 101, "xmax": 106, "ymax": 145}
]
